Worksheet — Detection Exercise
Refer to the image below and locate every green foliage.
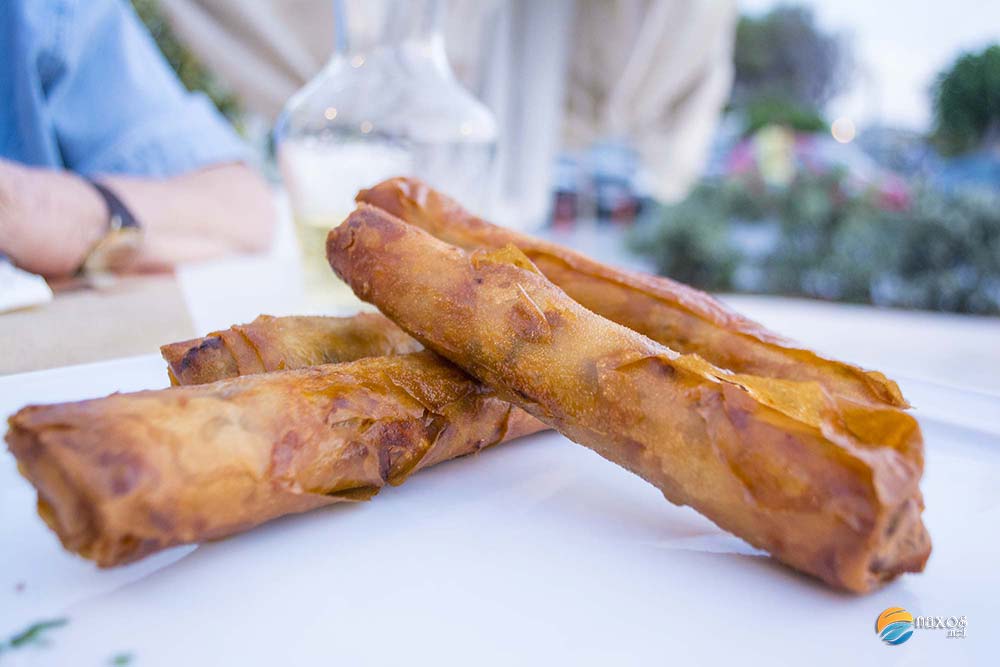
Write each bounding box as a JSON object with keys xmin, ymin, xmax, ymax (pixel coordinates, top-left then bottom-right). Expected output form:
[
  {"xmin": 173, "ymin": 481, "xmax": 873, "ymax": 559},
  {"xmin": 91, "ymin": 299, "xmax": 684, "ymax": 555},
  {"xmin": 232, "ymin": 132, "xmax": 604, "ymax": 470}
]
[
  {"xmin": 732, "ymin": 6, "xmax": 848, "ymax": 111},
  {"xmin": 130, "ymin": 0, "xmax": 243, "ymax": 127},
  {"xmin": 628, "ymin": 184, "xmax": 739, "ymax": 291},
  {"xmin": 0, "ymin": 618, "xmax": 69, "ymax": 654},
  {"xmin": 731, "ymin": 6, "xmax": 848, "ymax": 135},
  {"xmin": 742, "ymin": 97, "xmax": 828, "ymax": 136},
  {"xmin": 932, "ymin": 44, "xmax": 1000, "ymax": 155},
  {"xmin": 628, "ymin": 174, "xmax": 1000, "ymax": 314}
]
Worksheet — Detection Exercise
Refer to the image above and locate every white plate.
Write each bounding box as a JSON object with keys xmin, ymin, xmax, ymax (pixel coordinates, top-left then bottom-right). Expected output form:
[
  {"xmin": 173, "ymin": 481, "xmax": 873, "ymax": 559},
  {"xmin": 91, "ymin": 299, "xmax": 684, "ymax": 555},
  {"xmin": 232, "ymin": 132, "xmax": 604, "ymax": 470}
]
[{"xmin": 0, "ymin": 355, "xmax": 994, "ymax": 666}]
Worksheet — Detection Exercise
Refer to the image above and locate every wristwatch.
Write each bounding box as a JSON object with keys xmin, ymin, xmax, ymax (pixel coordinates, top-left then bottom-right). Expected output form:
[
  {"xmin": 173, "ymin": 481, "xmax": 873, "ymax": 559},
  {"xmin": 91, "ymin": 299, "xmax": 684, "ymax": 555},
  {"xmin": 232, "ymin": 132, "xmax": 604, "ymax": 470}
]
[{"xmin": 79, "ymin": 180, "xmax": 143, "ymax": 275}]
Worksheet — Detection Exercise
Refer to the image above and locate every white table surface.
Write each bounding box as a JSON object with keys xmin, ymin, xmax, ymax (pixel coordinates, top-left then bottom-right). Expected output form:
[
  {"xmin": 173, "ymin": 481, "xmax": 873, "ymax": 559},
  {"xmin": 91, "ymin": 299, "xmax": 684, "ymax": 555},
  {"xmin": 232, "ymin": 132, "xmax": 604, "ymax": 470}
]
[{"xmin": 2, "ymin": 215, "xmax": 997, "ymax": 666}]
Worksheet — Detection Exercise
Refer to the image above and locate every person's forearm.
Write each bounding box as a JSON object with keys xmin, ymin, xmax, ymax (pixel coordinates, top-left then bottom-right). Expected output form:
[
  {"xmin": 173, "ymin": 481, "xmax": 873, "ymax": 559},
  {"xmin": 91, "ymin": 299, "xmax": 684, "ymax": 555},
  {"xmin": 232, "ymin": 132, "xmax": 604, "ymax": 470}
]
[
  {"xmin": 0, "ymin": 159, "xmax": 107, "ymax": 276},
  {"xmin": 102, "ymin": 163, "xmax": 275, "ymax": 272},
  {"xmin": 0, "ymin": 160, "xmax": 275, "ymax": 277}
]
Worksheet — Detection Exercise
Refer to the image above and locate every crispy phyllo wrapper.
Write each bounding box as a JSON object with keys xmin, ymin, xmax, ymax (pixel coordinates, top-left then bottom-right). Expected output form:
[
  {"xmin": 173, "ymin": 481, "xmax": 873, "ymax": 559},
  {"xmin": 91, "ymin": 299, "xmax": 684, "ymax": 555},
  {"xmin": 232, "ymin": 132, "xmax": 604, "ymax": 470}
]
[
  {"xmin": 7, "ymin": 352, "xmax": 543, "ymax": 567},
  {"xmin": 327, "ymin": 206, "xmax": 931, "ymax": 593},
  {"xmin": 161, "ymin": 313, "xmax": 420, "ymax": 385},
  {"xmin": 357, "ymin": 177, "xmax": 906, "ymax": 408}
]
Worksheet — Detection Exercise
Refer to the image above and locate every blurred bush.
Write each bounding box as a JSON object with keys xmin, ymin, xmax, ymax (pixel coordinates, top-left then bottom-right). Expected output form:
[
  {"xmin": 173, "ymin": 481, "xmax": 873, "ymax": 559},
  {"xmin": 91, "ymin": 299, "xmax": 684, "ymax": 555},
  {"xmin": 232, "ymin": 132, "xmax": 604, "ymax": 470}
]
[
  {"xmin": 742, "ymin": 97, "xmax": 828, "ymax": 137},
  {"xmin": 731, "ymin": 6, "xmax": 849, "ymax": 134},
  {"xmin": 131, "ymin": 0, "xmax": 243, "ymax": 127},
  {"xmin": 932, "ymin": 44, "xmax": 1000, "ymax": 155},
  {"xmin": 629, "ymin": 174, "xmax": 1000, "ymax": 314}
]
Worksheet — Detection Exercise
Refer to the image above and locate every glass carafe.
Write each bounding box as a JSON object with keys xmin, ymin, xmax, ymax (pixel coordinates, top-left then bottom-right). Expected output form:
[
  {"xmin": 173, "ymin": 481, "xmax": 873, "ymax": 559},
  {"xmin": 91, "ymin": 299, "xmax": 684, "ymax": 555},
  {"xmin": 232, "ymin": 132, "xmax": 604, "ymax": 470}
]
[{"xmin": 274, "ymin": 0, "xmax": 497, "ymax": 306}]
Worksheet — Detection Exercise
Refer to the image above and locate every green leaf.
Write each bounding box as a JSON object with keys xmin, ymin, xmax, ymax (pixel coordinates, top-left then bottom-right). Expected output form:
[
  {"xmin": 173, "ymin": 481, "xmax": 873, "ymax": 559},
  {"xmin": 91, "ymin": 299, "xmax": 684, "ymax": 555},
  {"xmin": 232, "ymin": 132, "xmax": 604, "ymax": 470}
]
[{"xmin": 1, "ymin": 617, "xmax": 69, "ymax": 652}]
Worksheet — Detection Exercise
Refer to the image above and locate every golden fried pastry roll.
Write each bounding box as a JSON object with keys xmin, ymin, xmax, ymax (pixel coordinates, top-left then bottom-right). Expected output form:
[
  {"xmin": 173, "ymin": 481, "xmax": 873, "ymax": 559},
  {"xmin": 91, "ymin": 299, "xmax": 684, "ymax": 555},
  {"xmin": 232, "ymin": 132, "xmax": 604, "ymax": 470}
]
[
  {"xmin": 327, "ymin": 206, "xmax": 930, "ymax": 593},
  {"xmin": 357, "ymin": 177, "xmax": 906, "ymax": 408},
  {"xmin": 7, "ymin": 352, "xmax": 544, "ymax": 567},
  {"xmin": 161, "ymin": 313, "xmax": 421, "ymax": 385}
]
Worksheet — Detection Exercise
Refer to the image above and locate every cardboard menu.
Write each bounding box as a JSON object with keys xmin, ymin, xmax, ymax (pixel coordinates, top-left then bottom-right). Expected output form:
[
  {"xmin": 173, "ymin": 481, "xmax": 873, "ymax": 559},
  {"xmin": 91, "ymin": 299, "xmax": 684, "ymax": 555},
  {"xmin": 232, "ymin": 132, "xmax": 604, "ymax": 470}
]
[{"xmin": 0, "ymin": 273, "xmax": 195, "ymax": 375}]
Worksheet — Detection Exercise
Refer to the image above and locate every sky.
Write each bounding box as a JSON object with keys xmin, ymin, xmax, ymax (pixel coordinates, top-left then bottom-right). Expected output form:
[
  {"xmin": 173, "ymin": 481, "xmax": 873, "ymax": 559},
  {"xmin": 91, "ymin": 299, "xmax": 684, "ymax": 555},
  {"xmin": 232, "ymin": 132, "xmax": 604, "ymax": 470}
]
[{"xmin": 739, "ymin": 0, "xmax": 1000, "ymax": 132}]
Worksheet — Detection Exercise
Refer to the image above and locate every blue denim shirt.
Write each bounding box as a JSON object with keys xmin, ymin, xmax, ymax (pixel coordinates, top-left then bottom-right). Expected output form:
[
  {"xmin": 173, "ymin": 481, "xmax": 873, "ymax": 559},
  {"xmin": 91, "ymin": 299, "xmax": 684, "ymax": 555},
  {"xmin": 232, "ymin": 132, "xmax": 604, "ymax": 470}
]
[{"xmin": 1, "ymin": 0, "xmax": 249, "ymax": 177}]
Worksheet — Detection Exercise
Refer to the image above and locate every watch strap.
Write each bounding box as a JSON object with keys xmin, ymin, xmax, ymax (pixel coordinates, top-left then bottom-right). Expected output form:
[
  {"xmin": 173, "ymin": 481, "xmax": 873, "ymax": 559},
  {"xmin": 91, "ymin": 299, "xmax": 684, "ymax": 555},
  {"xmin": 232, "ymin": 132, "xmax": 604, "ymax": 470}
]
[
  {"xmin": 77, "ymin": 180, "xmax": 143, "ymax": 277},
  {"xmin": 89, "ymin": 180, "xmax": 141, "ymax": 232}
]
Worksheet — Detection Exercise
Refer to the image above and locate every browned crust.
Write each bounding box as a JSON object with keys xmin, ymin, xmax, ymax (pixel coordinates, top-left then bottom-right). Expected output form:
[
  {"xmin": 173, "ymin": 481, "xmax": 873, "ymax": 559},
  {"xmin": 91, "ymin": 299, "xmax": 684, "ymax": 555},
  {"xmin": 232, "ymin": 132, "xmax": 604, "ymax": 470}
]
[
  {"xmin": 326, "ymin": 206, "xmax": 931, "ymax": 593},
  {"xmin": 357, "ymin": 177, "xmax": 907, "ymax": 408},
  {"xmin": 160, "ymin": 313, "xmax": 422, "ymax": 386},
  {"xmin": 6, "ymin": 352, "xmax": 545, "ymax": 567}
]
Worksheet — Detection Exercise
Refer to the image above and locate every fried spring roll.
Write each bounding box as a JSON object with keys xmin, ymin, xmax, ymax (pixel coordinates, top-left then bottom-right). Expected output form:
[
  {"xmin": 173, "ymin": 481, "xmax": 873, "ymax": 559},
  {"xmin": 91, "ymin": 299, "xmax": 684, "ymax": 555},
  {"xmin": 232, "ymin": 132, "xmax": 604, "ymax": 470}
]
[
  {"xmin": 357, "ymin": 177, "xmax": 906, "ymax": 408},
  {"xmin": 327, "ymin": 206, "xmax": 931, "ymax": 593},
  {"xmin": 161, "ymin": 313, "xmax": 421, "ymax": 385},
  {"xmin": 7, "ymin": 352, "xmax": 544, "ymax": 567}
]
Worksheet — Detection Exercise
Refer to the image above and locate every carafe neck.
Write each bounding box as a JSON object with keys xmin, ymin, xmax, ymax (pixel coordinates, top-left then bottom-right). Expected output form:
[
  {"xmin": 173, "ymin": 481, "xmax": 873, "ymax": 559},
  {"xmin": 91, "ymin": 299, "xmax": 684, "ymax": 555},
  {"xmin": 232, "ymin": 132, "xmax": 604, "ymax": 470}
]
[{"xmin": 331, "ymin": 0, "xmax": 450, "ymax": 77}]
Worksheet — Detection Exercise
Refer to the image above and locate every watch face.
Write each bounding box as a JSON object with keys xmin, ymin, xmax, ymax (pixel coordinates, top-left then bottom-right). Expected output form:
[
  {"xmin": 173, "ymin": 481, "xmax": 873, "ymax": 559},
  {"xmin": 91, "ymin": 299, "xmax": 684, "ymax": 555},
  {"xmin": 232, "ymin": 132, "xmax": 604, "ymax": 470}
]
[{"xmin": 81, "ymin": 227, "xmax": 144, "ymax": 275}]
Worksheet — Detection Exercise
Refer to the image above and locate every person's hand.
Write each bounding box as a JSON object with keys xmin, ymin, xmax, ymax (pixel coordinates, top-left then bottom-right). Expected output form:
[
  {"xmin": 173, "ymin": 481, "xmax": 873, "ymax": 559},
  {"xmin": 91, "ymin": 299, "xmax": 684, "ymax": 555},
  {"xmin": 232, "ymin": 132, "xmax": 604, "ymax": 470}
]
[
  {"xmin": 0, "ymin": 158, "xmax": 107, "ymax": 277},
  {"xmin": 0, "ymin": 159, "xmax": 274, "ymax": 278}
]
